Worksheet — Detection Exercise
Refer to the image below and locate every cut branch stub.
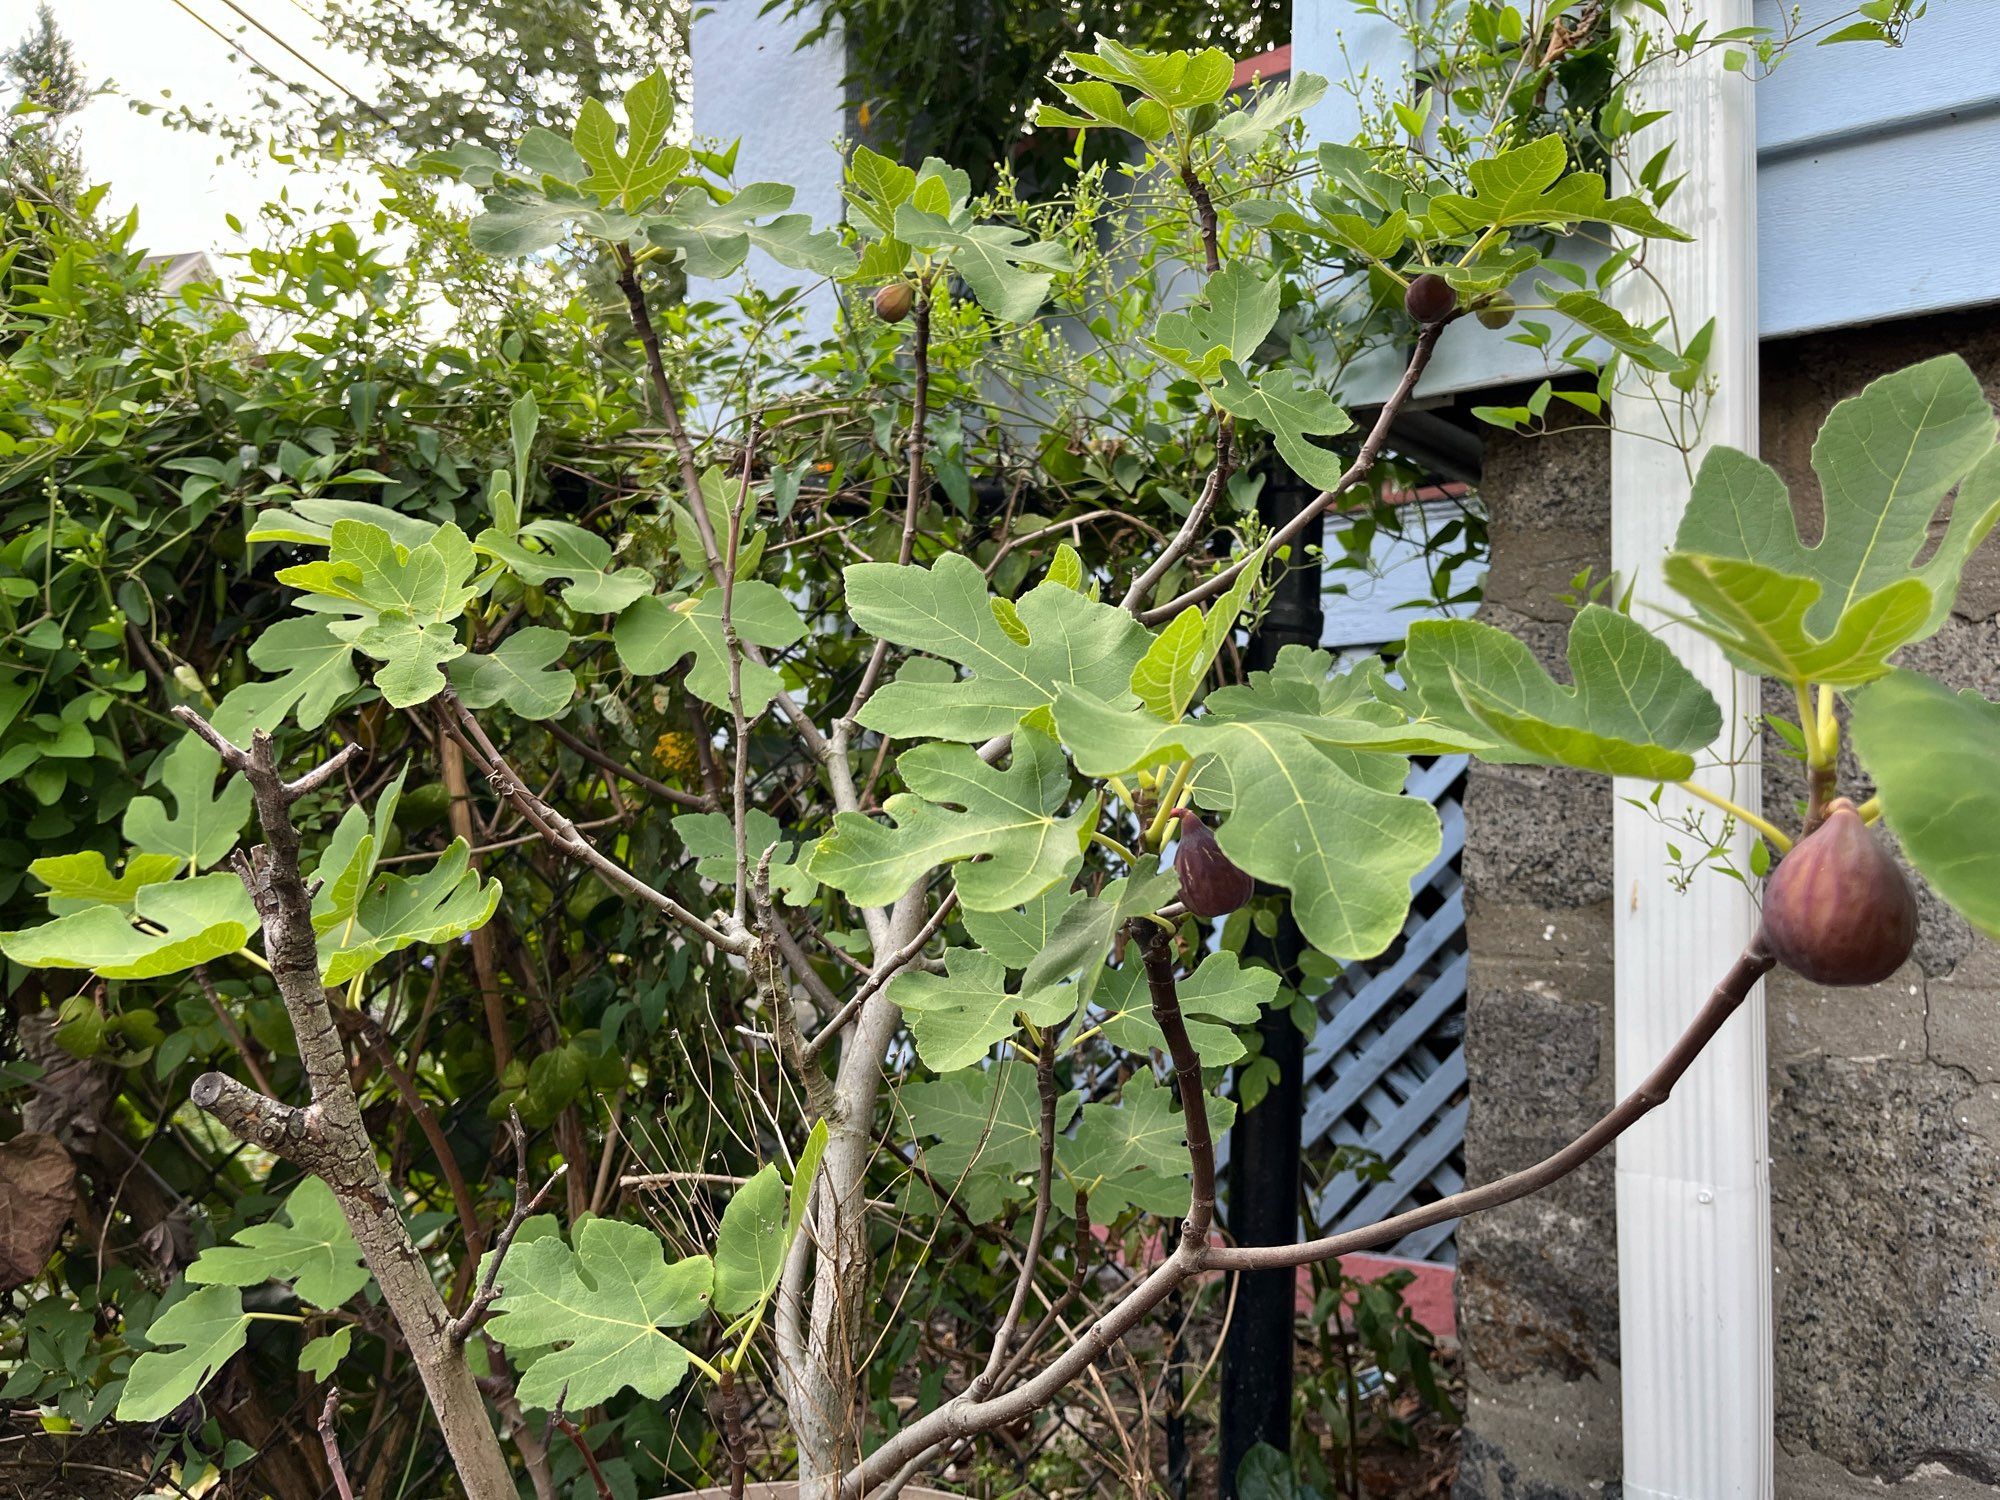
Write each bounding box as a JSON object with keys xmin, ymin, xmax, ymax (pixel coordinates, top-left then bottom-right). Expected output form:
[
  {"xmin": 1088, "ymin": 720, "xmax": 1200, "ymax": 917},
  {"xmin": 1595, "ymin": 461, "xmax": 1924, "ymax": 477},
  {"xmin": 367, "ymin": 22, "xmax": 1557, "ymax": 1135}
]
[{"xmin": 189, "ymin": 1070, "xmax": 327, "ymax": 1163}]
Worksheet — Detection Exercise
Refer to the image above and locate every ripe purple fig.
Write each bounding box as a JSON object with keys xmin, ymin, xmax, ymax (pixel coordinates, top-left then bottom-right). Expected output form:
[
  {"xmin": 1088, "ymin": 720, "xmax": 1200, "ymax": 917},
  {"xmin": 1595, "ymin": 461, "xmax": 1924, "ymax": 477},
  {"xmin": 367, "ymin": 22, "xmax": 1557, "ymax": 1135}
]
[
  {"xmin": 1761, "ymin": 797, "xmax": 1917, "ymax": 986},
  {"xmin": 1403, "ymin": 272, "xmax": 1456, "ymax": 325},
  {"xmin": 874, "ymin": 283, "xmax": 914, "ymax": 323},
  {"xmin": 1169, "ymin": 807, "xmax": 1254, "ymax": 918}
]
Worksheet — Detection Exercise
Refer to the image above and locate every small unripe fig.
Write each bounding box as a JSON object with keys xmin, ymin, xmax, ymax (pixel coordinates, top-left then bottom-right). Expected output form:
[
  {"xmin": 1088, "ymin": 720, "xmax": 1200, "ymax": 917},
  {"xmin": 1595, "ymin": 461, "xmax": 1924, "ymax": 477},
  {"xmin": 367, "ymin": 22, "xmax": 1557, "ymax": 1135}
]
[
  {"xmin": 874, "ymin": 282, "xmax": 914, "ymax": 322},
  {"xmin": 1403, "ymin": 272, "xmax": 1456, "ymax": 325},
  {"xmin": 1761, "ymin": 798, "xmax": 1917, "ymax": 986},
  {"xmin": 1169, "ymin": 807, "xmax": 1254, "ymax": 918},
  {"xmin": 1476, "ymin": 291, "xmax": 1516, "ymax": 329}
]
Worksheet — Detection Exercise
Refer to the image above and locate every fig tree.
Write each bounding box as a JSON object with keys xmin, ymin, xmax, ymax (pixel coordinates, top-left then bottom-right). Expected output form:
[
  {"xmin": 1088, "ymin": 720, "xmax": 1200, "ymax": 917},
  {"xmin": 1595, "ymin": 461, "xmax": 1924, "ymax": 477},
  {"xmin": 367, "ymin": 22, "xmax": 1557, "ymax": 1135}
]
[
  {"xmin": 1169, "ymin": 807, "xmax": 1254, "ymax": 918},
  {"xmin": 1404, "ymin": 272, "xmax": 1456, "ymax": 325},
  {"xmin": 874, "ymin": 283, "xmax": 914, "ymax": 323},
  {"xmin": 1760, "ymin": 797, "xmax": 1917, "ymax": 986}
]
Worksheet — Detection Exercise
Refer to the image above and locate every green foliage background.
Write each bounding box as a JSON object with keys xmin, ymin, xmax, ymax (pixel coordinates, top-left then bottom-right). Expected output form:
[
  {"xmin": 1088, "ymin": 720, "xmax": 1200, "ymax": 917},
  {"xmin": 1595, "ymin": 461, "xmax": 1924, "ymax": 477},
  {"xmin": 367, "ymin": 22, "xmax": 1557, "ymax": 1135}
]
[{"xmin": 0, "ymin": 4, "xmax": 1976, "ymax": 1497}]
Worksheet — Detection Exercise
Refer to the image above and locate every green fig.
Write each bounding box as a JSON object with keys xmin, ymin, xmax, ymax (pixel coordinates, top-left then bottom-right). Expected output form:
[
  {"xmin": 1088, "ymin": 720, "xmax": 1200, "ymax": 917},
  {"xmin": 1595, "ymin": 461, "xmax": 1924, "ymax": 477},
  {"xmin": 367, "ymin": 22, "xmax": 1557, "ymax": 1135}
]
[
  {"xmin": 1761, "ymin": 798, "xmax": 1917, "ymax": 986},
  {"xmin": 1170, "ymin": 808, "xmax": 1254, "ymax": 918},
  {"xmin": 1476, "ymin": 291, "xmax": 1516, "ymax": 329}
]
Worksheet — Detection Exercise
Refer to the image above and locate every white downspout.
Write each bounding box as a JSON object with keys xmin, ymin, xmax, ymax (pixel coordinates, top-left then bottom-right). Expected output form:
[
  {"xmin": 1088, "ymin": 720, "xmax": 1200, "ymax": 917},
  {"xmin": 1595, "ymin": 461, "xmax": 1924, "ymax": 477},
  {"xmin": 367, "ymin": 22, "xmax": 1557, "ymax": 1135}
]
[{"xmin": 1609, "ymin": 4, "xmax": 1772, "ymax": 1498}]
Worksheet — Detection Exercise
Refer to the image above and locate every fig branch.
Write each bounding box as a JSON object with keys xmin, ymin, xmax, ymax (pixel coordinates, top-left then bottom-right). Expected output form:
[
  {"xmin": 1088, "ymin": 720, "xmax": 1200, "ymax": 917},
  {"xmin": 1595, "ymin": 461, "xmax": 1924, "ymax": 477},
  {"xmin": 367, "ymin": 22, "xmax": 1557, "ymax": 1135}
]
[
  {"xmin": 1139, "ymin": 312, "xmax": 1456, "ymax": 624},
  {"xmin": 167, "ymin": 707, "xmax": 519, "ymax": 1500},
  {"xmin": 432, "ymin": 691, "xmax": 748, "ymax": 954},
  {"xmin": 849, "ymin": 267, "xmax": 936, "ymax": 725},
  {"xmin": 1138, "ymin": 923, "xmax": 1217, "ymax": 1247},
  {"xmin": 1122, "ymin": 161, "xmax": 1234, "ymax": 613},
  {"xmin": 1206, "ymin": 937, "xmax": 1777, "ymax": 1269},
  {"xmin": 838, "ymin": 934, "xmax": 1780, "ymax": 1496},
  {"xmin": 721, "ymin": 418, "xmax": 761, "ymax": 918},
  {"xmin": 968, "ymin": 1022, "xmax": 1063, "ymax": 1401},
  {"xmin": 614, "ymin": 242, "xmax": 722, "ymax": 584},
  {"xmin": 615, "ymin": 242, "xmax": 830, "ymax": 762}
]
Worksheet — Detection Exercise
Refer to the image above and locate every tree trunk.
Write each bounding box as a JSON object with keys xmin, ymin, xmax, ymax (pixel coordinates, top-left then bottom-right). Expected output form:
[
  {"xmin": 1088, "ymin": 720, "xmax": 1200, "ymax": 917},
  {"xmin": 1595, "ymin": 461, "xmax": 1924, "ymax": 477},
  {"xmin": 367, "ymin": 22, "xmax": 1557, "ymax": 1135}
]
[
  {"xmin": 177, "ymin": 715, "xmax": 518, "ymax": 1500},
  {"xmin": 784, "ymin": 891, "xmax": 925, "ymax": 1496}
]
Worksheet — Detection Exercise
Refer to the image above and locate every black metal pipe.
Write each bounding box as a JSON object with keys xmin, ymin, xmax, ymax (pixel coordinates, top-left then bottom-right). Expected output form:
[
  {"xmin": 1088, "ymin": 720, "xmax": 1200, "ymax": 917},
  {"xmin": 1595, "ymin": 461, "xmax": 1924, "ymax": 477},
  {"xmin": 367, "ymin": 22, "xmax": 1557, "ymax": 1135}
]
[{"xmin": 1218, "ymin": 469, "xmax": 1322, "ymax": 1497}]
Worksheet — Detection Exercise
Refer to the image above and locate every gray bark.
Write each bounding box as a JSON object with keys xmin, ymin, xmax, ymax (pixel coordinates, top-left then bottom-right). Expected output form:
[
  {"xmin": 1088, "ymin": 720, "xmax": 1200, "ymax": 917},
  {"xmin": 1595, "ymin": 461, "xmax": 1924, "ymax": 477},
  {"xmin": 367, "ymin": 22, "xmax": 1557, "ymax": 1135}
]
[{"xmin": 175, "ymin": 712, "xmax": 516, "ymax": 1500}]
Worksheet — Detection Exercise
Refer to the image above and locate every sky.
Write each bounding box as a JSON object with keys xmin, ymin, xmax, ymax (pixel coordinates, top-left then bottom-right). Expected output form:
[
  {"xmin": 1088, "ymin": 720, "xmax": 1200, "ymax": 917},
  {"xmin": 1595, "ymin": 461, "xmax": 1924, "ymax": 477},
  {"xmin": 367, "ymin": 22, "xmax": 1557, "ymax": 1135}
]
[{"xmin": 6, "ymin": 0, "xmax": 375, "ymax": 259}]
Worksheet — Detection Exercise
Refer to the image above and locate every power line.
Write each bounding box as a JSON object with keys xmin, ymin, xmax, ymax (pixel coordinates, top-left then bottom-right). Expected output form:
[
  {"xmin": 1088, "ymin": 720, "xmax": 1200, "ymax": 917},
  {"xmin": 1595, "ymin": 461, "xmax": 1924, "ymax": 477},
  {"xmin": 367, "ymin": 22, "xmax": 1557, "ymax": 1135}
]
[
  {"xmin": 157, "ymin": 0, "xmax": 390, "ymax": 132},
  {"xmin": 204, "ymin": 0, "xmax": 393, "ymax": 126},
  {"xmin": 159, "ymin": 0, "xmax": 306, "ymax": 94}
]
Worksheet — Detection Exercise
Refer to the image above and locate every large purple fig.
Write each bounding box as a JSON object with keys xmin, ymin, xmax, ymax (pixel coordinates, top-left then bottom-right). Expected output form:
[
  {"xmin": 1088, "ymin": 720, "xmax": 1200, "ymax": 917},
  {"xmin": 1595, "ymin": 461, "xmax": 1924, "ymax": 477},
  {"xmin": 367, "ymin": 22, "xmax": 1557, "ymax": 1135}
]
[
  {"xmin": 1170, "ymin": 808, "xmax": 1254, "ymax": 918},
  {"xmin": 1403, "ymin": 272, "xmax": 1456, "ymax": 325},
  {"xmin": 1761, "ymin": 797, "xmax": 1917, "ymax": 986}
]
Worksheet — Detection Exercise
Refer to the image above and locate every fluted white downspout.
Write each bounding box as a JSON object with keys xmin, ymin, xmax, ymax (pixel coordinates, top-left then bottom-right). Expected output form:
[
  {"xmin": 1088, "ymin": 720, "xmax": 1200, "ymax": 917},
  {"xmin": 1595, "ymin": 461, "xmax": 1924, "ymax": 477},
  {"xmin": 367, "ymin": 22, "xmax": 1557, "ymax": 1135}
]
[{"xmin": 1609, "ymin": 4, "xmax": 1773, "ymax": 1498}]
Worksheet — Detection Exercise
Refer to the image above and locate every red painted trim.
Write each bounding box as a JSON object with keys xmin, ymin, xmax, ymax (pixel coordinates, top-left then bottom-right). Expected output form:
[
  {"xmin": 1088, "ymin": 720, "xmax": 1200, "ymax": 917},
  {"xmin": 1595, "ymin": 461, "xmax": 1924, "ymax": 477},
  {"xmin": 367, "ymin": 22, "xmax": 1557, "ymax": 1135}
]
[
  {"xmin": 1379, "ymin": 480, "xmax": 1474, "ymax": 508},
  {"xmin": 1090, "ymin": 1227, "xmax": 1458, "ymax": 1344},
  {"xmin": 1233, "ymin": 45, "xmax": 1293, "ymax": 89},
  {"xmin": 1327, "ymin": 1254, "xmax": 1458, "ymax": 1342}
]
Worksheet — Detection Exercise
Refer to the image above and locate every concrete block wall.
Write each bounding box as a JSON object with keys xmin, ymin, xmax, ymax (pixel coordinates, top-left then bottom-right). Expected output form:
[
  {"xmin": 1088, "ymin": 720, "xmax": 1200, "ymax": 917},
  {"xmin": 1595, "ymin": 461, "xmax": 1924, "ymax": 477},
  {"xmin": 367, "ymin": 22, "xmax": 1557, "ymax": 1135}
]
[{"xmin": 1452, "ymin": 309, "xmax": 2000, "ymax": 1499}]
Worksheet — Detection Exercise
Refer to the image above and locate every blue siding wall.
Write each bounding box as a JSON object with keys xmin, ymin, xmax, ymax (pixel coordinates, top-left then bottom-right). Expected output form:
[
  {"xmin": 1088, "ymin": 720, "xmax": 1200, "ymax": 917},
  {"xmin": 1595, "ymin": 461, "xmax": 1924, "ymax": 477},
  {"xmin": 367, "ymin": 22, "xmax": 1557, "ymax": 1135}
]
[{"xmin": 1292, "ymin": 0, "xmax": 2000, "ymax": 400}]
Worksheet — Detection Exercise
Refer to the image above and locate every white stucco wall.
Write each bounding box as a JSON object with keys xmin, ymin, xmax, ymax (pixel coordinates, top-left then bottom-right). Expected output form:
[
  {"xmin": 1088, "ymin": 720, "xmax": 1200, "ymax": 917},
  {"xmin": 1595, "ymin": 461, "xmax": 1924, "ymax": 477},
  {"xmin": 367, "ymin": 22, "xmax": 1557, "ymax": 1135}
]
[{"xmin": 690, "ymin": 2, "xmax": 849, "ymax": 338}]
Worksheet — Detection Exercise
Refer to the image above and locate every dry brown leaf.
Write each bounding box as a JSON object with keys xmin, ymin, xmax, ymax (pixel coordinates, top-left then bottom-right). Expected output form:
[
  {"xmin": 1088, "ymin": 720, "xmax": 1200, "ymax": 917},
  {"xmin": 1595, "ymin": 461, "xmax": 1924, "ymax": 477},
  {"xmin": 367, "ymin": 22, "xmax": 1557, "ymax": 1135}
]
[{"xmin": 0, "ymin": 1131, "xmax": 77, "ymax": 1291}]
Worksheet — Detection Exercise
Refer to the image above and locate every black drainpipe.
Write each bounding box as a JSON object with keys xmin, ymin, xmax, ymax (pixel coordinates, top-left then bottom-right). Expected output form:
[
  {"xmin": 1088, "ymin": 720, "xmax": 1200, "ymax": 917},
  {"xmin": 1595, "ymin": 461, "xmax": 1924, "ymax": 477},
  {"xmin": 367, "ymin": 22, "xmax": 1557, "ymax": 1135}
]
[{"xmin": 1218, "ymin": 465, "xmax": 1323, "ymax": 1496}]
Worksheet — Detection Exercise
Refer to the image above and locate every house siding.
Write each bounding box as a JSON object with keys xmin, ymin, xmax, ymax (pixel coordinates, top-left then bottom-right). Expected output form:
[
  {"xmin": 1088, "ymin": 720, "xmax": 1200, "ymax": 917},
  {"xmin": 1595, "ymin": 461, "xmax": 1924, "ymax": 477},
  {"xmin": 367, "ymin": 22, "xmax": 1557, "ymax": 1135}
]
[
  {"xmin": 1290, "ymin": 0, "xmax": 2000, "ymax": 401},
  {"xmin": 1450, "ymin": 306, "xmax": 2000, "ymax": 1500}
]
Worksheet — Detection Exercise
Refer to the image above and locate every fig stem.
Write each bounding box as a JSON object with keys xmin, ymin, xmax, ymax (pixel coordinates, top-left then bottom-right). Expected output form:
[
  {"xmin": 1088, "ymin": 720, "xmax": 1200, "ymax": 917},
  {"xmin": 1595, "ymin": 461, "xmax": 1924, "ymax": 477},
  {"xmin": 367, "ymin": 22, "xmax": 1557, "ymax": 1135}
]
[
  {"xmin": 1795, "ymin": 682, "xmax": 1833, "ymax": 768},
  {"xmin": 1854, "ymin": 794, "xmax": 1882, "ymax": 824},
  {"xmin": 1675, "ymin": 780, "xmax": 1792, "ymax": 854},
  {"xmin": 1144, "ymin": 760, "xmax": 1195, "ymax": 849},
  {"xmin": 1090, "ymin": 830, "xmax": 1142, "ymax": 866},
  {"xmin": 1457, "ymin": 225, "xmax": 1502, "ymax": 268}
]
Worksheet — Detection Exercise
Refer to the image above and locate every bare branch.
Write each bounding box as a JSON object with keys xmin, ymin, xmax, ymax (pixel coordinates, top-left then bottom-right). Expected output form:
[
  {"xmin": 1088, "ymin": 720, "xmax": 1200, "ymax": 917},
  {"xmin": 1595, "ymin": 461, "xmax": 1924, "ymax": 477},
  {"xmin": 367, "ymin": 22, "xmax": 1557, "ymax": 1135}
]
[
  {"xmin": 615, "ymin": 244, "xmax": 723, "ymax": 583},
  {"xmin": 753, "ymin": 847, "xmax": 840, "ymax": 1122},
  {"xmin": 553, "ymin": 1414, "xmax": 616, "ymax": 1500},
  {"xmin": 1138, "ymin": 925, "xmax": 1216, "ymax": 1247},
  {"xmin": 987, "ymin": 508, "xmax": 1169, "ymax": 580},
  {"xmin": 847, "ymin": 272, "xmax": 935, "ymax": 722},
  {"xmin": 1138, "ymin": 316, "xmax": 1454, "ymax": 624},
  {"xmin": 751, "ymin": 848, "xmax": 845, "ymax": 1020},
  {"xmin": 800, "ymin": 889, "xmax": 960, "ymax": 1062},
  {"xmin": 450, "ymin": 1109, "xmax": 568, "ymax": 1346},
  {"xmin": 191, "ymin": 964, "xmax": 275, "ymax": 1097},
  {"xmin": 718, "ymin": 1366, "xmax": 751, "ymax": 1500},
  {"xmin": 1120, "ymin": 419, "xmax": 1236, "ymax": 614},
  {"xmin": 969, "ymin": 1025, "xmax": 1062, "ymax": 1400},
  {"xmin": 335, "ymin": 1004, "xmax": 483, "ymax": 1253},
  {"xmin": 837, "ymin": 936, "xmax": 1777, "ymax": 1496},
  {"xmin": 612, "ymin": 245, "xmax": 831, "ymax": 764},
  {"xmin": 722, "ymin": 419, "xmax": 761, "ymax": 920},
  {"xmin": 170, "ymin": 703, "xmax": 517, "ymax": 1499},
  {"xmin": 318, "ymin": 1390, "xmax": 357, "ymax": 1500},
  {"xmin": 543, "ymin": 719, "xmax": 714, "ymax": 811},
  {"xmin": 285, "ymin": 744, "xmax": 366, "ymax": 801},
  {"xmin": 1119, "ymin": 163, "xmax": 1234, "ymax": 614},
  {"xmin": 1179, "ymin": 162, "xmax": 1222, "ymax": 275},
  {"xmin": 433, "ymin": 691, "xmax": 748, "ymax": 954},
  {"xmin": 189, "ymin": 1071, "xmax": 331, "ymax": 1169},
  {"xmin": 1208, "ymin": 939, "xmax": 1778, "ymax": 1270}
]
